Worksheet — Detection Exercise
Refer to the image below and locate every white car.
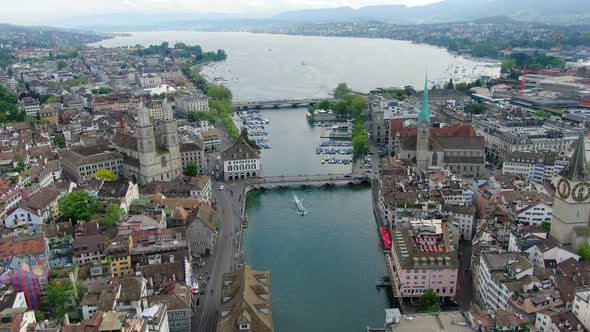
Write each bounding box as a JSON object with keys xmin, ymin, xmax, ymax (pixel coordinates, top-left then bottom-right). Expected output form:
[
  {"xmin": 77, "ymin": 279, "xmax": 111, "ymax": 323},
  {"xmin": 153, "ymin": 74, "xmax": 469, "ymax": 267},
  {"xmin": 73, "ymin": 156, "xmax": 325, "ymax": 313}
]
[{"xmin": 219, "ymin": 185, "xmax": 225, "ymax": 190}]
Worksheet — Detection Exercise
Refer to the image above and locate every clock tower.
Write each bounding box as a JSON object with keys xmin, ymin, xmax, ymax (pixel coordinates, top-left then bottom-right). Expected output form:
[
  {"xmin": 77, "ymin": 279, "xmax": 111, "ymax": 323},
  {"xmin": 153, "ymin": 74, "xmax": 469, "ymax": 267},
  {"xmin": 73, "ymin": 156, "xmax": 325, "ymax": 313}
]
[{"xmin": 550, "ymin": 130, "xmax": 590, "ymax": 245}]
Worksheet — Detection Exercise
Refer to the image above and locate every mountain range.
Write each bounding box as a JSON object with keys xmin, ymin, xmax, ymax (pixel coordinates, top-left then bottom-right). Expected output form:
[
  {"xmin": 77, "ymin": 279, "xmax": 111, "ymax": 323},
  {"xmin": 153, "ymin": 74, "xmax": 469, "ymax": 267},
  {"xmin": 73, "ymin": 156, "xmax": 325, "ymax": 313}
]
[
  {"xmin": 45, "ymin": 0, "xmax": 590, "ymax": 30},
  {"xmin": 273, "ymin": 0, "xmax": 590, "ymax": 24}
]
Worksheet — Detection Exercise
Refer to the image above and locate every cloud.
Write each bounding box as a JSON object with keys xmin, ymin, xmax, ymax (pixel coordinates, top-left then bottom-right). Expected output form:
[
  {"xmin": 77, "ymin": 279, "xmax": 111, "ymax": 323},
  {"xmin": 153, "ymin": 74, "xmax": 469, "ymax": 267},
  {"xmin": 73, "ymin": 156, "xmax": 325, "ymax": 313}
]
[{"xmin": 0, "ymin": 0, "xmax": 441, "ymax": 24}]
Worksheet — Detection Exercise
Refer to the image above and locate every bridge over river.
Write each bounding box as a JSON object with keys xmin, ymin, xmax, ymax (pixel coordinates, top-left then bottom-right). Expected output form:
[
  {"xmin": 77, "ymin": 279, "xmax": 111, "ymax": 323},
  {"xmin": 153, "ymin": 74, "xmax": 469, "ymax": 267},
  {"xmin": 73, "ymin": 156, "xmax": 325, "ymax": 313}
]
[
  {"xmin": 232, "ymin": 98, "xmax": 332, "ymax": 111},
  {"xmin": 239, "ymin": 173, "xmax": 371, "ymax": 218}
]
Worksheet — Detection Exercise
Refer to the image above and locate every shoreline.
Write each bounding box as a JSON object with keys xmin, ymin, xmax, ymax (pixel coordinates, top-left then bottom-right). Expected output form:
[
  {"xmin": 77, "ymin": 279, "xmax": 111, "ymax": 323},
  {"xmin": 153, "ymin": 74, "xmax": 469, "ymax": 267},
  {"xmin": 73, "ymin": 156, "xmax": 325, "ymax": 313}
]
[{"xmin": 92, "ymin": 30, "xmax": 501, "ymax": 66}]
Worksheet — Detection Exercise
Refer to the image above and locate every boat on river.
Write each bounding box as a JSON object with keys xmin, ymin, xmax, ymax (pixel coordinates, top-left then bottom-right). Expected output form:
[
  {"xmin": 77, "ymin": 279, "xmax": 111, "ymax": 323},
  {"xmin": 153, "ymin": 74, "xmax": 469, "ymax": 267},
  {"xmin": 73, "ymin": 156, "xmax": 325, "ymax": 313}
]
[{"xmin": 293, "ymin": 194, "xmax": 307, "ymax": 216}]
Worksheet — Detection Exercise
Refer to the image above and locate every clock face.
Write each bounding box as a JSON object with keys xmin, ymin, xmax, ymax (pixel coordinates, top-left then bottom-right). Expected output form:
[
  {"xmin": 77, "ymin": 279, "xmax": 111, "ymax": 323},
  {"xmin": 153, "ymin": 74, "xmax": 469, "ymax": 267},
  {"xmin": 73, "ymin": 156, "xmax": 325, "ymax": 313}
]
[
  {"xmin": 558, "ymin": 178, "xmax": 571, "ymax": 199},
  {"xmin": 572, "ymin": 182, "xmax": 590, "ymax": 202}
]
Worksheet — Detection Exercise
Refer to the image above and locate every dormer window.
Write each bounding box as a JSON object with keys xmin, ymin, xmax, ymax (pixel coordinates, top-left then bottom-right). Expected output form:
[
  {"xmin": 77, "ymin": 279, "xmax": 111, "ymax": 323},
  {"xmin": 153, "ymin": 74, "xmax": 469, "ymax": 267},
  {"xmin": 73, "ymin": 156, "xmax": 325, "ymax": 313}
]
[{"xmin": 239, "ymin": 324, "xmax": 250, "ymax": 330}]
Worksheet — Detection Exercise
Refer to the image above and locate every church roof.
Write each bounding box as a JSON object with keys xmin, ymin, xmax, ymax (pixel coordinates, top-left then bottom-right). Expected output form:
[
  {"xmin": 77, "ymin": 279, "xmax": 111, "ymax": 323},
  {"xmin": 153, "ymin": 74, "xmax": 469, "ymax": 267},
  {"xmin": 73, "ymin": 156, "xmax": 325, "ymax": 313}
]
[
  {"xmin": 418, "ymin": 75, "xmax": 430, "ymax": 126},
  {"xmin": 392, "ymin": 123, "xmax": 477, "ymax": 137},
  {"xmin": 560, "ymin": 130, "xmax": 590, "ymax": 181},
  {"xmin": 113, "ymin": 133, "xmax": 138, "ymax": 151},
  {"xmin": 401, "ymin": 135, "xmax": 484, "ymax": 152}
]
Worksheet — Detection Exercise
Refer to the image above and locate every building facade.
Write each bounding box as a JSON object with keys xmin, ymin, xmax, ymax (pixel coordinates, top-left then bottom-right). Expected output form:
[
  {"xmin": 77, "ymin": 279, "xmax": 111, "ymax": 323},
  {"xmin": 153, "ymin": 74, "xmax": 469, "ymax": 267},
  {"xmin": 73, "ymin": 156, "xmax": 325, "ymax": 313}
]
[
  {"xmin": 390, "ymin": 219, "xmax": 459, "ymax": 300},
  {"xmin": 175, "ymin": 94, "xmax": 209, "ymax": 117},
  {"xmin": 222, "ymin": 133, "xmax": 261, "ymax": 181}
]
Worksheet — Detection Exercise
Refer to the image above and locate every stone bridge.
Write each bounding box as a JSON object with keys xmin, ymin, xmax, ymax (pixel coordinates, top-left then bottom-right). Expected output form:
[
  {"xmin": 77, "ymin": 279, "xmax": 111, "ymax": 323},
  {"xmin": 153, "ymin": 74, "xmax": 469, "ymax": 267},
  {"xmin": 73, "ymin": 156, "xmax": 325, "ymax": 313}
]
[{"xmin": 232, "ymin": 98, "xmax": 332, "ymax": 111}]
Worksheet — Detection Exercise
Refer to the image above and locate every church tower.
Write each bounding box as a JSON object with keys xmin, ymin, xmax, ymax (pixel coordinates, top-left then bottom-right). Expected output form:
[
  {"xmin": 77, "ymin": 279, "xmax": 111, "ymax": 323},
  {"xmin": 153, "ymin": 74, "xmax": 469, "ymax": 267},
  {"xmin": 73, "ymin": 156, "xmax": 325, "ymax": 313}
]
[
  {"xmin": 136, "ymin": 100, "xmax": 156, "ymax": 157},
  {"xmin": 416, "ymin": 76, "xmax": 431, "ymax": 172},
  {"xmin": 161, "ymin": 98, "xmax": 182, "ymax": 178},
  {"xmin": 550, "ymin": 130, "xmax": 590, "ymax": 245}
]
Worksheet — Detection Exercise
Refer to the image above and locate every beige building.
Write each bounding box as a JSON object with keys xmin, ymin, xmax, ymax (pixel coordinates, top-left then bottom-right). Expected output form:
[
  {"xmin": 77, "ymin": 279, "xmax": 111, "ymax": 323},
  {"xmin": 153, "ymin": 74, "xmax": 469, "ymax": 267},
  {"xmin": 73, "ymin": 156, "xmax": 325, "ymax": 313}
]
[{"xmin": 58, "ymin": 146, "xmax": 124, "ymax": 181}]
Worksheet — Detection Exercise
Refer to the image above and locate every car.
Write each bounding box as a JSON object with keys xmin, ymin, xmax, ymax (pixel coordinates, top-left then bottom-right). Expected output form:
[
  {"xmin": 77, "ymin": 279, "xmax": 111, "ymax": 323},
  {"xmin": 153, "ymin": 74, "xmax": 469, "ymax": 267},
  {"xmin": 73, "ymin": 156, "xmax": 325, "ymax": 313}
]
[
  {"xmin": 219, "ymin": 185, "xmax": 225, "ymax": 190},
  {"xmin": 344, "ymin": 175, "xmax": 352, "ymax": 178}
]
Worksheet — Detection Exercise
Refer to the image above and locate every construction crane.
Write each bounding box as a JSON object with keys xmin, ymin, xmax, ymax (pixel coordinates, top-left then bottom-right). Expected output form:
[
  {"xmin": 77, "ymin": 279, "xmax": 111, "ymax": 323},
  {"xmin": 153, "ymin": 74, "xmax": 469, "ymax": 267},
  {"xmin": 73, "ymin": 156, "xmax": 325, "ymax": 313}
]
[{"xmin": 520, "ymin": 64, "xmax": 527, "ymax": 96}]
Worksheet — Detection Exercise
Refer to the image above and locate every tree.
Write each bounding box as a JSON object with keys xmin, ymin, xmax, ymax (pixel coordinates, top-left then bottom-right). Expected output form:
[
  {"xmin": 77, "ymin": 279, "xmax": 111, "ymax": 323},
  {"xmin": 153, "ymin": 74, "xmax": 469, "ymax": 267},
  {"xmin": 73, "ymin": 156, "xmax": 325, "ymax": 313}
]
[
  {"xmin": 464, "ymin": 103, "xmax": 485, "ymax": 115},
  {"xmin": 579, "ymin": 242, "xmax": 590, "ymax": 261},
  {"xmin": 208, "ymin": 84, "xmax": 232, "ymax": 101},
  {"xmin": 53, "ymin": 134, "xmax": 65, "ymax": 148},
  {"xmin": 316, "ymin": 99, "xmax": 332, "ymax": 111},
  {"xmin": 42, "ymin": 281, "xmax": 84, "ymax": 321},
  {"xmin": 56, "ymin": 59, "xmax": 67, "ymax": 70},
  {"xmin": 419, "ymin": 289, "xmax": 441, "ymax": 313},
  {"xmin": 100, "ymin": 203, "xmax": 126, "ymax": 228},
  {"xmin": 542, "ymin": 221, "xmax": 551, "ymax": 233},
  {"xmin": 184, "ymin": 162, "xmax": 199, "ymax": 177},
  {"xmin": 334, "ymin": 82, "xmax": 352, "ymax": 98},
  {"xmin": 444, "ymin": 79, "xmax": 454, "ymax": 90},
  {"xmin": 501, "ymin": 59, "xmax": 517, "ymax": 73},
  {"xmin": 346, "ymin": 94, "xmax": 369, "ymax": 118},
  {"xmin": 352, "ymin": 121, "xmax": 369, "ymax": 157},
  {"xmin": 94, "ymin": 169, "xmax": 118, "ymax": 181},
  {"xmin": 58, "ymin": 191, "xmax": 100, "ymax": 223},
  {"xmin": 404, "ymin": 85, "xmax": 416, "ymax": 96}
]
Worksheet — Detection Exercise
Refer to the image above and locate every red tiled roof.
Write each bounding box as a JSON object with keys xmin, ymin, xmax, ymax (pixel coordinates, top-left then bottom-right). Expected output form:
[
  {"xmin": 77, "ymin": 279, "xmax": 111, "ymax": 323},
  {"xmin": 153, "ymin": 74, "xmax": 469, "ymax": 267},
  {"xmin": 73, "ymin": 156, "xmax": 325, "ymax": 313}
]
[
  {"xmin": 391, "ymin": 122, "xmax": 477, "ymax": 137},
  {"xmin": 0, "ymin": 237, "xmax": 46, "ymax": 257}
]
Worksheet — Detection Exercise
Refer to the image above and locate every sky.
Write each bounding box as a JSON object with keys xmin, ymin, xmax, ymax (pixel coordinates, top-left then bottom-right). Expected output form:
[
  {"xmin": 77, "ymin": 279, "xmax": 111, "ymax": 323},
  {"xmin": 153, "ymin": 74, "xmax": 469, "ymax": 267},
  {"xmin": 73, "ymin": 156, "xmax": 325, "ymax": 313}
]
[{"xmin": 0, "ymin": 0, "xmax": 442, "ymax": 25}]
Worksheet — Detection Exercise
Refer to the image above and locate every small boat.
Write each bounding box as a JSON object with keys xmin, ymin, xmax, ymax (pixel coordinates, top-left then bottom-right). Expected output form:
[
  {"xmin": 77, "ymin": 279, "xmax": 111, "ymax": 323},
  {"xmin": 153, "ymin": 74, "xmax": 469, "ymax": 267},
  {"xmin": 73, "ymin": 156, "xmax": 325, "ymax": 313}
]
[{"xmin": 293, "ymin": 194, "xmax": 307, "ymax": 216}]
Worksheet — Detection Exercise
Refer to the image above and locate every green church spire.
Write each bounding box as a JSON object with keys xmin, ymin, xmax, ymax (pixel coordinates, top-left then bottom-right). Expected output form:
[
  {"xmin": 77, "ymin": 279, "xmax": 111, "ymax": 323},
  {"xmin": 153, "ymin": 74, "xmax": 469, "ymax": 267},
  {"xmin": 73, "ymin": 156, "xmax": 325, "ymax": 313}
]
[
  {"xmin": 418, "ymin": 74, "xmax": 430, "ymax": 126},
  {"xmin": 562, "ymin": 129, "xmax": 590, "ymax": 181}
]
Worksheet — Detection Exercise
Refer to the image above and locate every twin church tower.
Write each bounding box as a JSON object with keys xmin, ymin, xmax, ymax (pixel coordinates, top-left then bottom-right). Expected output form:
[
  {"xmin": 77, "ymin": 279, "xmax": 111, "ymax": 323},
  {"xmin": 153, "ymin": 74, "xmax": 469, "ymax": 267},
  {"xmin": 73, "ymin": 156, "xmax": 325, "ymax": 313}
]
[{"xmin": 114, "ymin": 97, "xmax": 182, "ymax": 185}]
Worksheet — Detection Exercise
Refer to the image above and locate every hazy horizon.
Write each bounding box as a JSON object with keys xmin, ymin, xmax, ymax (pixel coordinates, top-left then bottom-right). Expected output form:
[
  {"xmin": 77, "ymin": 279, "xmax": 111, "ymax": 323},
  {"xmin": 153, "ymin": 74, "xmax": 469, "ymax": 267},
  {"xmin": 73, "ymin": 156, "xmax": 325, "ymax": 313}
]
[{"xmin": 0, "ymin": 0, "xmax": 442, "ymax": 25}]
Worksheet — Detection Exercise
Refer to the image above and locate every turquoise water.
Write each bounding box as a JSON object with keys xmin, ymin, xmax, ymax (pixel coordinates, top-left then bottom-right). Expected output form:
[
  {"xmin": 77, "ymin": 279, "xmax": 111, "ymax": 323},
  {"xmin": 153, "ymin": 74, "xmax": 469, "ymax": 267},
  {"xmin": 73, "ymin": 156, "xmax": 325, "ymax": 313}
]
[{"xmin": 244, "ymin": 187, "xmax": 389, "ymax": 331}]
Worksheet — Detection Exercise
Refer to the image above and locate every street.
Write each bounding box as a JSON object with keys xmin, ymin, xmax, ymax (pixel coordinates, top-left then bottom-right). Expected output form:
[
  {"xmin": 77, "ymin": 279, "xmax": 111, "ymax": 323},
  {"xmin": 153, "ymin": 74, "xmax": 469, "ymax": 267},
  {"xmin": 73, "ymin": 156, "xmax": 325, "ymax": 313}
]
[
  {"xmin": 456, "ymin": 240, "xmax": 474, "ymax": 310},
  {"xmin": 191, "ymin": 120, "xmax": 246, "ymax": 332},
  {"xmin": 191, "ymin": 181, "xmax": 245, "ymax": 331}
]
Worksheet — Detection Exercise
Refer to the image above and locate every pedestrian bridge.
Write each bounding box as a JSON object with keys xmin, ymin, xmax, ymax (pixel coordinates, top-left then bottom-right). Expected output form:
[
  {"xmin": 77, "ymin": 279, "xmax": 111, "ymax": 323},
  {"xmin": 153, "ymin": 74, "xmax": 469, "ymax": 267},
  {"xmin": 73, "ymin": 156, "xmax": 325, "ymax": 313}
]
[{"xmin": 233, "ymin": 98, "xmax": 332, "ymax": 111}]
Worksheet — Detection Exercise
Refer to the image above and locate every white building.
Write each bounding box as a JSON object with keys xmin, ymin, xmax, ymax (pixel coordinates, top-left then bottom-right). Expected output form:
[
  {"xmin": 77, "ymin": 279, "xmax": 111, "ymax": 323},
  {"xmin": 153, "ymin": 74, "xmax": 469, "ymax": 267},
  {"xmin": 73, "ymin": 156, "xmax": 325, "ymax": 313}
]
[
  {"xmin": 143, "ymin": 303, "xmax": 170, "ymax": 332},
  {"xmin": 502, "ymin": 151, "xmax": 567, "ymax": 183},
  {"xmin": 222, "ymin": 133, "xmax": 261, "ymax": 181},
  {"xmin": 574, "ymin": 289, "xmax": 590, "ymax": 330},
  {"xmin": 20, "ymin": 97, "xmax": 40, "ymax": 117},
  {"xmin": 444, "ymin": 205, "xmax": 476, "ymax": 241},
  {"xmin": 473, "ymin": 253, "xmax": 534, "ymax": 310},
  {"xmin": 175, "ymin": 94, "xmax": 209, "ymax": 116},
  {"xmin": 5, "ymin": 188, "xmax": 61, "ymax": 228},
  {"xmin": 524, "ymin": 237, "xmax": 580, "ymax": 269},
  {"xmin": 536, "ymin": 311, "xmax": 584, "ymax": 332},
  {"xmin": 139, "ymin": 73, "xmax": 162, "ymax": 88}
]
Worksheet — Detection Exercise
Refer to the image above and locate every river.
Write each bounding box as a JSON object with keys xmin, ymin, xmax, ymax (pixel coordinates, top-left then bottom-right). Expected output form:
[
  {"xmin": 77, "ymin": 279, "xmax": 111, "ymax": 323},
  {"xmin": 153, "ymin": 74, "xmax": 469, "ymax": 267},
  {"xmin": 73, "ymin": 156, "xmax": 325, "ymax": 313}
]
[
  {"xmin": 92, "ymin": 31, "xmax": 500, "ymax": 102},
  {"xmin": 92, "ymin": 32, "xmax": 494, "ymax": 330},
  {"xmin": 244, "ymin": 187, "xmax": 389, "ymax": 331}
]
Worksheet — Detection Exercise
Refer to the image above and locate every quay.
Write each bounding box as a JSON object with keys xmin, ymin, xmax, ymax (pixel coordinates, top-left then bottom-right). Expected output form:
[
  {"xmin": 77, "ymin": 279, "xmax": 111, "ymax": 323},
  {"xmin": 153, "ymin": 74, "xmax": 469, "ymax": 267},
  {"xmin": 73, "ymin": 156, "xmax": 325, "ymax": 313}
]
[{"xmin": 233, "ymin": 98, "xmax": 332, "ymax": 110}]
